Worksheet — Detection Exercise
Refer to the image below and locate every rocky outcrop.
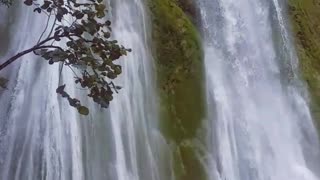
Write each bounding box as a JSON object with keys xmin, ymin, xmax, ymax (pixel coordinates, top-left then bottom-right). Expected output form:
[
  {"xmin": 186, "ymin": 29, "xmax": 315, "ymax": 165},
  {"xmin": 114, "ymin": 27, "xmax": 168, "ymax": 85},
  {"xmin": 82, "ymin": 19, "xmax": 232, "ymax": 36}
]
[
  {"xmin": 288, "ymin": 0, "xmax": 320, "ymax": 124},
  {"xmin": 147, "ymin": 0, "xmax": 206, "ymax": 179}
]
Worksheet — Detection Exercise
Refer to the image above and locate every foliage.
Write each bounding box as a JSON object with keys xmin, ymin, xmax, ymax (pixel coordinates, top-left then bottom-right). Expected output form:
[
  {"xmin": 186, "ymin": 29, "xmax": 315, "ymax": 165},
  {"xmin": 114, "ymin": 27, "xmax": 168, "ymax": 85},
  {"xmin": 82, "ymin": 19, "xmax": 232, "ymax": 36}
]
[
  {"xmin": 149, "ymin": 0, "xmax": 204, "ymax": 144},
  {"xmin": 288, "ymin": 0, "xmax": 320, "ymax": 123},
  {"xmin": 148, "ymin": 0, "xmax": 205, "ymax": 179},
  {"xmin": 0, "ymin": 0, "xmax": 130, "ymax": 115},
  {"xmin": 0, "ymin": 0, "xmax": 13, "ymax": 6}
]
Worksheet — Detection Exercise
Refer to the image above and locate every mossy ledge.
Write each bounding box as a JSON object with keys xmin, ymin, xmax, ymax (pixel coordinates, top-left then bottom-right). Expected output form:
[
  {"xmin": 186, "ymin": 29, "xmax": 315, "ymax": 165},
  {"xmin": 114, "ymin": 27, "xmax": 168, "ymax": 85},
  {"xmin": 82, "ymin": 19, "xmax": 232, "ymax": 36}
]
[
  {"xmin": 288, "ymin": 0, "xmax": 320, "ymax": 125},
  {"xmin": 147, "ymin": 0, "xmax": 206, "ymax": 179}
]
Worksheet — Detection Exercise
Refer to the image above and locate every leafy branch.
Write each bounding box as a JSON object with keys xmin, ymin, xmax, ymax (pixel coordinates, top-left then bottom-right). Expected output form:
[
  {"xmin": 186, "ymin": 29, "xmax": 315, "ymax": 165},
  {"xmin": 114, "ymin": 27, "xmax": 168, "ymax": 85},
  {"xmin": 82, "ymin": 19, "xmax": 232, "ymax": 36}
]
[
  {"xmin": 0, "ymin": 0, "xmax": 131, "ymax": 115},
  {"xmin": 0, "ymin": 0, "xmax": 13, "ymax": 6}
]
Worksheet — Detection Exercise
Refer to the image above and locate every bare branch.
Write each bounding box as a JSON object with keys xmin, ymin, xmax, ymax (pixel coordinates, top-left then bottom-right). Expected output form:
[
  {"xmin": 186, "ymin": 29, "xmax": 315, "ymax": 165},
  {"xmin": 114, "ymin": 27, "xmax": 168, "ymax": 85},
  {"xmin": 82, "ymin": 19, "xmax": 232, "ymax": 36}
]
[{"xmin": 38, "ymin": 12, "xmax": 53, "ymax": 43}]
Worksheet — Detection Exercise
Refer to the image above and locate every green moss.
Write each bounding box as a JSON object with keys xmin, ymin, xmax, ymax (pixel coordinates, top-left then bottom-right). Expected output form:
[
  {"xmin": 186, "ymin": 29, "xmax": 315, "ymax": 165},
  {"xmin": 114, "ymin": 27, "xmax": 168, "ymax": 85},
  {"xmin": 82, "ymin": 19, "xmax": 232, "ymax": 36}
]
[
  {"xmin": 288, "ymin": 0, "xmax": 320, "ymax": 124},
  {"xmin": 147, "ymin": 0, "xmax": 206, "ymax": 179},
  {"xmin": 174, "ymin": 0, "xmax": 200, "ymax": 25}
]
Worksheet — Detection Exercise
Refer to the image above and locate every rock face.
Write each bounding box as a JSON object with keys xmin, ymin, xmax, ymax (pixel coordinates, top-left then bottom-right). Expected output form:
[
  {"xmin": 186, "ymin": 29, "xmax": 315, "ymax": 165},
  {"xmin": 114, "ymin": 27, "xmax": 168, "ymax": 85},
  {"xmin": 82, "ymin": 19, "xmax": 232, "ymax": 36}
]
[
  {"xmin": 175, "ymin": 0, "xmax": 201, "ymax": 26},
  {"xmin": 0, "ymin": 7, "xmax": 10, "ymax": 56},
  {"xmin": 147, "ymin": 0, "xmax": 206, "ymax": 179},
  {"xmin": 288, "ymin": 0, "xmax": 320, "ymax": 124}
]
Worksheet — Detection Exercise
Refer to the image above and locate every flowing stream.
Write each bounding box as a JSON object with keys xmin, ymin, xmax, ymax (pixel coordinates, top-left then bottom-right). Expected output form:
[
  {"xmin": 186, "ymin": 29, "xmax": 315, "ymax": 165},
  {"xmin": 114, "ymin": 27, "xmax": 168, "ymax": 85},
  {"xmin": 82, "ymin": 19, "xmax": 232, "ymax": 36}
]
[{"xmin": 199, "ymin": 0, "xmax": 320, "ymax": 180}]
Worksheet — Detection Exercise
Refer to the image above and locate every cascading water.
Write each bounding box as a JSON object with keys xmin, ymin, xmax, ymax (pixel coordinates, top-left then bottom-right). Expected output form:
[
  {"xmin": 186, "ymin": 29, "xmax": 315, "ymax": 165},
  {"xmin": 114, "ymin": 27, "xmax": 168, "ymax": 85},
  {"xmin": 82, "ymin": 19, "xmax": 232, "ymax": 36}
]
[
  {"xmin": 2, "ymin": 0, "xmax": 320, "ymax": 180},
  {"xmin": 107, "ymin": 0, "xmax": 172, "ymax": 179},
  {"xmin": 199, "ymin": 0, "xmax": 320, "ymax": 180},
  {"xmin": 0, "ymin": 1, "xmax": 170, "ymax": 180}
]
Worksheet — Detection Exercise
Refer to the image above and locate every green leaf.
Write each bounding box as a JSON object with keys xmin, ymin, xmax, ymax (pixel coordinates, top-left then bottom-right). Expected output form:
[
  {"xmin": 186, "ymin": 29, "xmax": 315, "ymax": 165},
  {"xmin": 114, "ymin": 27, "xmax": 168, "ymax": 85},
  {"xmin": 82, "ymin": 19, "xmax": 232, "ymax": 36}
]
[
  {"xmin": 95, "ymin": 3, "xmax": 106, "ymax": 18},
  {"xmin": 34, "ymin": 7, "xmax": 41, "ymax": 13},
  {"xmin": 41, "ymin": 1, "xmax": 51, "ymax": 9},
  {"xmin": 105, "ymin": 20, "xmax": 111, "ymax": 26},
  {"xmin": 56, "ymin": 13, "xmax": 63, "ymax": 22},
  {"xmin": 35, "ymin": 48, "xmax": 48, "ymax": 56},
  {"xmin": 75, "ymin": 12, "xmax": 84, "ymax": 19},
  {"xmin": 103, "ymin": 32, "xmax": 110, "ymax": 38},
  {"xmin": 77, "ymin": 106, "xmax": 89, "ymax": 115},
  {"xmin": 47, "ymin": 7, "xmax": 53, "ymax": 13},
  {"xmin": 69, "ymin": 98, "xmax": 80, "ymax": 107},
  {"xmin": 56, "ymin": 84, "xmax": 66, "ymax": 94},
  {"xmin": 107, "ymin": 72, "xmax": 116, "ymax": 79},
  {"xmin": 113, "ymin": 65, "xmax": 122, "ymax": 75},
  {"xmin": 24, "ymin": 0, "xmax": 33, "ymax": 6}
]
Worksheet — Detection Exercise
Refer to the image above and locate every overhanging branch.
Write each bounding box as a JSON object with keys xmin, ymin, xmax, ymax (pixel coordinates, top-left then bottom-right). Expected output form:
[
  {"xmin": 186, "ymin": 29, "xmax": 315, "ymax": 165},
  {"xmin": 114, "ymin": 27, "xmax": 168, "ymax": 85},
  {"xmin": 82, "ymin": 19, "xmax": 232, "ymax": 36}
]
[{"xmin": 0, "ymin": 45, "xmax": 64, "ymax": 71}]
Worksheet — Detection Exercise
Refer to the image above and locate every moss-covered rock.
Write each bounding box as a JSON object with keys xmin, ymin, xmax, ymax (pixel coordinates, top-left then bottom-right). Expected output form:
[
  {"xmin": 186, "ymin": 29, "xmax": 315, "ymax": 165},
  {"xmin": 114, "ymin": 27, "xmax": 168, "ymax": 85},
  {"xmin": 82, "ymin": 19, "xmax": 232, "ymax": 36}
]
[
  {"xmin": 288, "ymin": 0, "xmax": 320, "ymax": 124},
  {"xmin": 174, "ymin": 0, "xmax": 200, "ymax": 25},
  {"xmin": 147, "ymin": 0, "xmax": 206, "ymax": 179}
]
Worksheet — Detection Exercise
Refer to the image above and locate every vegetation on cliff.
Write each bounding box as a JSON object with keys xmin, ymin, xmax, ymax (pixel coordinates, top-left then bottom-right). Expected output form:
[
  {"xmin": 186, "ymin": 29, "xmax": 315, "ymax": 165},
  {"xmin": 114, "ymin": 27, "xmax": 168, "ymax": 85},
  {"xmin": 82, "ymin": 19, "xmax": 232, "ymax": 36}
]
[
  {"xmin": 288, "ymin": 0, "xmax": 320, "ymax": 123},
  {"xmin": 0, "ymin": 0, "xmax": 130, "ymax": 115},
  {"xmin": 147, "ymin": 0, "xmax": 206, "ymax": 179}
]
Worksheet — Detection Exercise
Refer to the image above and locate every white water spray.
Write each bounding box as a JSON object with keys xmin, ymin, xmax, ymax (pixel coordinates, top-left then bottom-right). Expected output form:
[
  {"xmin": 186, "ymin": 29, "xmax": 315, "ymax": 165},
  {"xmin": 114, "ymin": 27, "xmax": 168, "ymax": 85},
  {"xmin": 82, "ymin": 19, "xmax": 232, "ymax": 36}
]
[
  {"xmin": 0, "ymin": 1, "xmax": 170, "ymax": 180},
  {"xmin": 199, "ymin": 0, "xmax": 320, "ymax": 179}
]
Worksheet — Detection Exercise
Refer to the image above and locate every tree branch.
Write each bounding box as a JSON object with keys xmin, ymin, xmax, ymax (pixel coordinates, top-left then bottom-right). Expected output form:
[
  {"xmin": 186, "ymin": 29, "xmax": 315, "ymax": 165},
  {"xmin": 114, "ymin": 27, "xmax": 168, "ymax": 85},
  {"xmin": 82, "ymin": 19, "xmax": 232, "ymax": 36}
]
[
  {"xmin": 38, "ymin": 33, "xmax": 76, "ymax": 46},
  {"xmin": 0, "ymin": 45, "xmax": 64, "ymax": 71}
]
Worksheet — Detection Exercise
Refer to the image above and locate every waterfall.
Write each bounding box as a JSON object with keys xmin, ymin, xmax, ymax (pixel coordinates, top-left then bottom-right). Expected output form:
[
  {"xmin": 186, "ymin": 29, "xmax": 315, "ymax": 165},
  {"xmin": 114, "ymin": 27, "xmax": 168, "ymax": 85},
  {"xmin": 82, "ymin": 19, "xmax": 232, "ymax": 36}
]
[
  {"xmin": 0, "ymin": 1, "xmax": 171, "ymax": 180},
  {"xmin": 107, "ymin": 0, "xmax": 171, "ymax": 179},
  {"xmin": 1, "ymin": 0, "xmax": 320, "ymax": 180},
  {"xmin": 199, "ymin": 0, "xmax": 320, "ymax": 180}
]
